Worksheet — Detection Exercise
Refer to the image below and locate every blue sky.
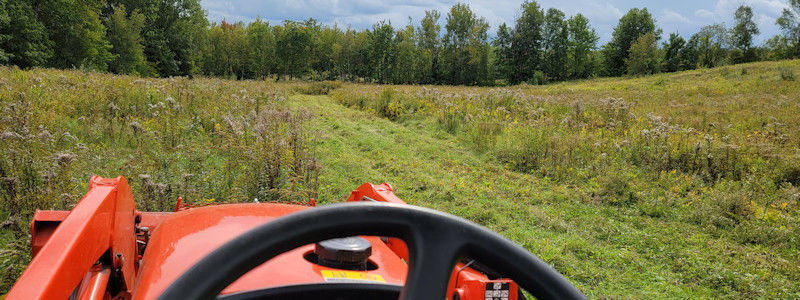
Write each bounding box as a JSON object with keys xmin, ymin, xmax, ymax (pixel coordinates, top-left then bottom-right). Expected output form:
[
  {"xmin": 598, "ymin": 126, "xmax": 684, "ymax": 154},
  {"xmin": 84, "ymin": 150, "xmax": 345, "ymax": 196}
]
[{"xmin": 200, "ymin": 0, "xmax": 792, "ymax": 44}]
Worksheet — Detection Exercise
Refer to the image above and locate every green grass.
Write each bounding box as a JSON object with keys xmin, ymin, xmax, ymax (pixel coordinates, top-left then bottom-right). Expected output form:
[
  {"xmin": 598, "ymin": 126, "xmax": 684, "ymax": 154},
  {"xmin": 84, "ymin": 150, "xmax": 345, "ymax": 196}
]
[
  {"xmin": 2, "ymin": 61, "xmax": 800, "ymax": 298},
  {"xmin": 298, "ymin": 94, "xmax": 798, "ymax": 298}
]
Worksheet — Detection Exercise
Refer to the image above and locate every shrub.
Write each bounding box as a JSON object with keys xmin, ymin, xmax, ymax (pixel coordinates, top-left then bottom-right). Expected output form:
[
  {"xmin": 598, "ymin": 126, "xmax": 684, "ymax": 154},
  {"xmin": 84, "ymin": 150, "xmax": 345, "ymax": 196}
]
[
  {"xmin": 376, "ymin": 88, "xmax": 403, "ymax": 121},
  {"xmin": 779, "ymin": 67, "xmax": 794, "ymax": 81},
  {"xmin": 596, "ymin": 172, "xmax": 636, "ymax": 205},
  {"xmin": 294, "ymin": 81, "xmax": 342, "ymax": 95},
  {"xmin": 494, "ymin": 126, "xmax": 550, "ymax": 173}
]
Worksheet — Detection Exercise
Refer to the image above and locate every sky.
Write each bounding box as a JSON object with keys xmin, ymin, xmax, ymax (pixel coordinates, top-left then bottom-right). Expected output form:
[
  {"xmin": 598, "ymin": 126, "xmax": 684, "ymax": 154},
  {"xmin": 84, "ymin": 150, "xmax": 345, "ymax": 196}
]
[{"xmin": 200, "ymin": 0, "xmax": 794, "ymax": 44}]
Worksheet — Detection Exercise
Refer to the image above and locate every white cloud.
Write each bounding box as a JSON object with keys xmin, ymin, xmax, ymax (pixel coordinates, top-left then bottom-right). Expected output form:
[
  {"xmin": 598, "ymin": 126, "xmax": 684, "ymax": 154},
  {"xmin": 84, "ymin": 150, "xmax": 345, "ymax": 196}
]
[
  {"xmin": 695, "ymin": 9, "xmax": 715, "ymax": 19},
  {"xmin": 199, "ymin": 0, "xmax": 791, "ymax": 44},
  {"xmin": 662, "ymin": 9, "xmax": 691, "ymax": 24}
]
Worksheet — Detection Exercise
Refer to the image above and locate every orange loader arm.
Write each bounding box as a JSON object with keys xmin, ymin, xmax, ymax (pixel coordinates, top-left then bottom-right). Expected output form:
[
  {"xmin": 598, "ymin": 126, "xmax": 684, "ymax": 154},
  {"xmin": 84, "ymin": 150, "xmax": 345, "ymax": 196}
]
[{"xmin": 7, "ymin": 176, "xmax": 138, "ymax": 300}]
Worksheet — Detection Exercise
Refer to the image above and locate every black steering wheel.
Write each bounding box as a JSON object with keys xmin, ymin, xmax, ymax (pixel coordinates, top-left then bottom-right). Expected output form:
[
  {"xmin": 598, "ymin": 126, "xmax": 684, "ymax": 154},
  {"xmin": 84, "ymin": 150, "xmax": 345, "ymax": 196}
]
[{"xmin": 159, "ymin": 202, "xmax": 585, "ymax": 300}]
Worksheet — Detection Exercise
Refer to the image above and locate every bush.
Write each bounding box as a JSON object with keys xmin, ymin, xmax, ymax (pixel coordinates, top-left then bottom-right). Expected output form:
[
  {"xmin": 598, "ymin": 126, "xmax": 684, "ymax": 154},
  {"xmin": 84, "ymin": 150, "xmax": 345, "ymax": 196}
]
[
  {"xmin": 779, "ymin": 67, "xmax": 795, "ymax": 81},
  {"xmin": 376, "ymin": 88, "xmax": 403, "ymax": 121},
  {"xmin": 294, "ymin": 81, "xmax": 342, "ymax": 95},
  {"xmin": 494, "ymin": 126, "xmax": 550, "ymax": 173},
  {"xmin": 596, "ymin": 172, "xmax": 636, "ymax": 205}
]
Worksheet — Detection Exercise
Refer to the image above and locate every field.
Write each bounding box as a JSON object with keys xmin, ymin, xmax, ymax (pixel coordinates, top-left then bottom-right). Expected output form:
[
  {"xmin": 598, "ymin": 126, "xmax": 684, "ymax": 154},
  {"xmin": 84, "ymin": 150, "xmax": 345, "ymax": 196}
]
[{"xmin": 1, "ymin": 60, "xmax": 799, "ymax": 298}]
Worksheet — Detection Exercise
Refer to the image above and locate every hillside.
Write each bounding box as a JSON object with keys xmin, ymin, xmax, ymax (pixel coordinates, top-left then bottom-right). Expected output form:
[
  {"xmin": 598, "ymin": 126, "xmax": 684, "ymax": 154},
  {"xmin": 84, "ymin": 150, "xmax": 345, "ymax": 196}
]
[{"xmin": 1, "ymin": 60, "xmax": 799, "ymax": 298}]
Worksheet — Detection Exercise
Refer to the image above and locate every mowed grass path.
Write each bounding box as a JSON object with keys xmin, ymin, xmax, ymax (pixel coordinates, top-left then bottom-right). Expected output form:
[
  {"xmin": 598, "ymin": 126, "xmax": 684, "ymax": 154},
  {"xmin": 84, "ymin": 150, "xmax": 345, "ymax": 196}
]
[{"xmin": 295, "ymin": 94, "xmax": 799, "ymax": 298}]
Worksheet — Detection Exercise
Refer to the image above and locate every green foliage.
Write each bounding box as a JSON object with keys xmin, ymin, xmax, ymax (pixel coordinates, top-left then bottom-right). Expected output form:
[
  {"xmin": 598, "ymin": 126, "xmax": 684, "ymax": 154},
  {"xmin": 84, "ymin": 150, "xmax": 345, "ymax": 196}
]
[
  {"xmin": 542, "ymin": 8, "xmax": 569, "ymax": 81},
  {"xmin": 2, "ymin": 0, "xmax": 794, "ymax": 86},
  {"xmin": 764, "ymin": 35, "xmax": 794, "ymax": 60},
  {"xmin": 375, "ymin": 88, "xmax": 403, "ymax": 120},
  {"xmin": 492, "ymin": 23, "xmax": 513, "ymax": 82},
  {"xmin": 0, "ymin": 0, "xmax": 52, "ymax": 68},
  {"xmin": 245, "ymin": 19, "xmax": 275, "ymax": 78},
  {"xmin": 780, "ymin": 66, "xmax": 795, "ymax": 80},
  {"xmin": 692, "ymin": 23, "xmax": 730, "ymax": 68},
  {"xmin": 626, "ymin": 33, "xmax": 660, "ymax": 75},
  {"xmin": 130, "ymin": 0, "xmax": 208, "ymax": 76},
  {"xmin": 369, "ymin": 21, "xmax": 396, "ymax": 84},
  {"xmin": 34, "ymin": 0, "xmax": 112, "ymax": 70},
  {"xmin": 441, "ymin": 3, "xmax": 490, "ymax": 85},
  {"xmin": 394, "ymin": 25, "xmax": 418, "ymax": 84},
  {"xmin": 603, "ymin": 8, "xmax": 658, "ymax": 76},
  {"xmin": 567, "ymin": 14, "xmax": 599, "ymax": 79},
  {"xmin": 275, "ymin": 21, "xmax": 312, "ymax": 79},
  {"xmin": 105, "ymin": 5, "xmax": 150, "ymax": 75},
  {"xmin": 509, "ymin": 1, "xmax": 545, "ymax": 84},
  {"xmin": 0, "ymin": 0, "xmax": 7, "ymax": 64},
  {"xmin": 663, "ymin": 33, "xmax": 686, "ymax": 72},
  {"xmin": 294, "ymin": 81, "xmax": 341, "ymax": 95},
  {"xmin": 204, "ymin": 21, "xmax": 249, "ymax": 79},
  {"xmin": 776, "ymin": 0, "xmax": 800, "ymax": 58},
  {"xmin": 731, "ymin": 5, "xmax": 759, "ymax": 63},
  {"xmin": 417, "ymin": 10, "xmax": 441, "ymax": 84}
]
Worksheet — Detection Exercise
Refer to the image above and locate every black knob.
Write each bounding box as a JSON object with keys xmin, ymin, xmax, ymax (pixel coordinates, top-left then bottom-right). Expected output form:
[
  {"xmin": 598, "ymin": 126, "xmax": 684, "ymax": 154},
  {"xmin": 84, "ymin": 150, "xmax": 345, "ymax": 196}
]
[{"xmin": 314, "ymin": 236, "xmax": 372, "ymax": 269}]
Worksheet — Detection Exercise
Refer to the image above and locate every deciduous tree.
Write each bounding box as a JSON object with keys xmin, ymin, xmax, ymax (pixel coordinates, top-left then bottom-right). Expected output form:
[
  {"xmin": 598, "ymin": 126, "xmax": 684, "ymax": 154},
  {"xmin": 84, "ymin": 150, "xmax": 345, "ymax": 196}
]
[
  {"xmin": 509, "ymin": 0, "xmax": 544, "ymax": 84},
  {"xmin": 603, "ymin": 8, "xmax": 658, "ymax": 76},
  {"xmin": 626, "ymin": 32, "xmax": 659, "ymax": 75},
  {"xmin": 662, "ymin": 33, "xmax": 685, "ymax": 72},
  {"xmin": 542, "ymin": 8, "xmax": 569, "ymax": 81},
  {"xmin": 0, "ymin": 0, "xmax": 52, "ymax": 68},
  {"xmin": 776, "ymin": 0, "xmax": 800, "ymax": 57},
  {"xmin": 731, "ymin": 5, "xmax": 759, "ymax": 62},
  {"xmin": 567, "ymin": 14, "xmax": 598, "ymax": 79},
  {"xmin": 106, "ymin": 5, "xmax": 149, "ymax": 75}
]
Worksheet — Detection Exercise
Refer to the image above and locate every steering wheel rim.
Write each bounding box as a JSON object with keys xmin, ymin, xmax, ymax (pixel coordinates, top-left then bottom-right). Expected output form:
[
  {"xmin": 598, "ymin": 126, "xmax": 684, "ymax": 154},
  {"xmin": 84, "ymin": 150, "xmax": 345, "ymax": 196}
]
[{"xmin": 158, "ymin": 202, "xmax": 585, "ymax": 300}]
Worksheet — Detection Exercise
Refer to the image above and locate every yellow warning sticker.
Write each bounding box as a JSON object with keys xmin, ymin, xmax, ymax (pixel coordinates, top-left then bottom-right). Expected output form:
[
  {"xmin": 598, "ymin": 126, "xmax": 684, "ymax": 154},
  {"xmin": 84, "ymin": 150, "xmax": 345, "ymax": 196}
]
[{"xmin": 320, "ymin": 270, "xmax": 386, "ymax": 283}]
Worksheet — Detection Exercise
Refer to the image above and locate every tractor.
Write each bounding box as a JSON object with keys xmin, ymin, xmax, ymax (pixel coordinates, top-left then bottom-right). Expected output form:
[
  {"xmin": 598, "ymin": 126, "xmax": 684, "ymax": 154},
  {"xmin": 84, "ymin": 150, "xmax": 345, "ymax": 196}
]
[{"xmin": 6, "ymin": 176, "xmax": 584, "ymax": 299}]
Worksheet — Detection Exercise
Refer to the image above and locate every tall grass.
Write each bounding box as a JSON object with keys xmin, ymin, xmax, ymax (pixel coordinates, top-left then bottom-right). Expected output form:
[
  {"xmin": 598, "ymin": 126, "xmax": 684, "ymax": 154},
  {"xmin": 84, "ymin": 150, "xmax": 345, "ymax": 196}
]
[
  {"xmin": 330, "ymin": 60, "xmax": 800, "ymax": 256},
  {"xmin": 0, "ymin": 67, "xmax": 319, "ymax": 291}
]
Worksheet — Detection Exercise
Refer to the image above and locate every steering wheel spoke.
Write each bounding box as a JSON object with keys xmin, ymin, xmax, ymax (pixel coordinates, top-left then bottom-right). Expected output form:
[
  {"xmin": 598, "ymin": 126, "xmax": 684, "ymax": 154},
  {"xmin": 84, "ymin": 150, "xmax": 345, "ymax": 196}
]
[{"xmin": 402, "ymin": 225, "xmax": 464, "ymax": 299}]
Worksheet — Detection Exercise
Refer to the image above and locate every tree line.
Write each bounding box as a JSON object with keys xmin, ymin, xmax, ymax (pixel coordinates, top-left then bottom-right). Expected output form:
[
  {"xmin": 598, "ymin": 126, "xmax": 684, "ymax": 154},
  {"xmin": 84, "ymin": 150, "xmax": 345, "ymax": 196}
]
[{"xmin": 1, "ymin": 0, "xmax": 800, "ymax": 85}]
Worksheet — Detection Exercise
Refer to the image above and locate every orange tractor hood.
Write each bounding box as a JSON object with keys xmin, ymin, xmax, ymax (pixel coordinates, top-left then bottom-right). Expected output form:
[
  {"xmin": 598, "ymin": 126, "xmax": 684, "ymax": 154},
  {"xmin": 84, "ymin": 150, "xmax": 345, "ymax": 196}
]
[
  {"xmin": 133, "ymin": 203, "xmax": 408, "ymax": 299},
  {"xmin": 7, "ymin": 178, "xmax": 519, "ymax": 300}
]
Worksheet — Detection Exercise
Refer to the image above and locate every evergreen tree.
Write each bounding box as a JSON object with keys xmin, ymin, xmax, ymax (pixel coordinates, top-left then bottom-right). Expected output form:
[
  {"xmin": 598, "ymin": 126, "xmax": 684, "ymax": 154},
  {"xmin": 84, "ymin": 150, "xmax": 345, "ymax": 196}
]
[
  {"xmin": 567, "ymin": 14, "xmax": 599, "ymax": 79},
  {"xmin": 603, "ymin": 8, "xmax": 658, "ymax": 76}
]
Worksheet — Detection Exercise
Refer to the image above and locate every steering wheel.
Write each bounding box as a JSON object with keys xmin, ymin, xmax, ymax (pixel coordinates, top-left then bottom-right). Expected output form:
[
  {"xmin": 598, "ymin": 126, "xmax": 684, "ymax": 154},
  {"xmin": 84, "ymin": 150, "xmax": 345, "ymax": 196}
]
[{"xmin": 158, "ymin": 202, "xmax": 585, "ymax": 300}]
